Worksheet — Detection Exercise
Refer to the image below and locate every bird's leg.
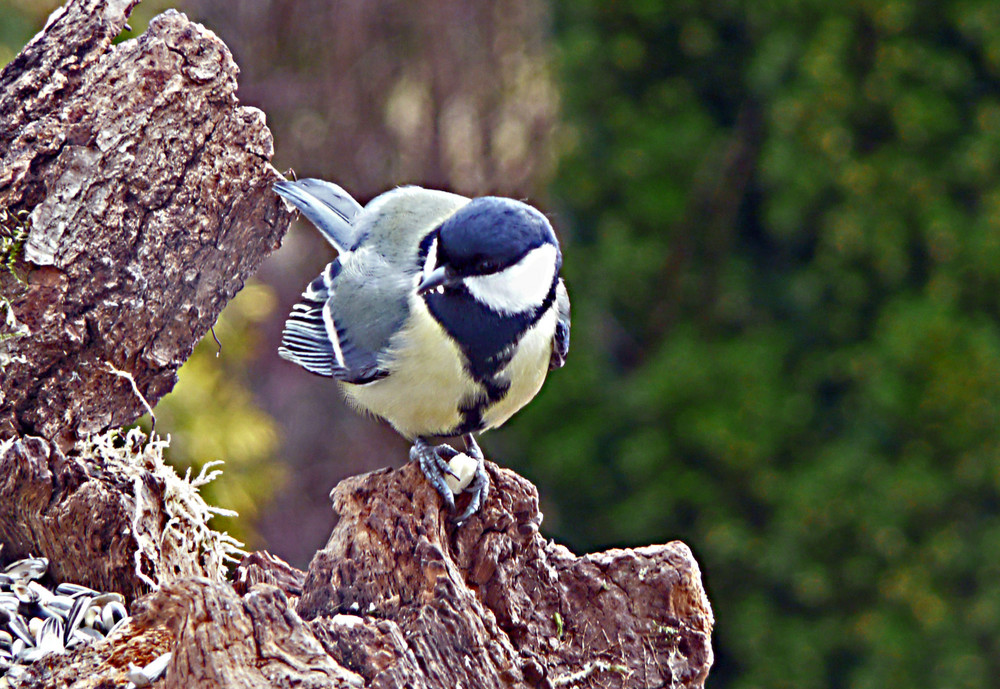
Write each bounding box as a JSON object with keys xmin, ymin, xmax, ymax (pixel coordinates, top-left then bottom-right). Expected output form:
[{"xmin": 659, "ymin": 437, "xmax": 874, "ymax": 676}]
[
  {"xmin": 454, "ymin": 433, "xmax": 490, "ymax": 524},
  {"xmin": 410, "ymin": 436, "xmax": 459, "ymax": 512}
]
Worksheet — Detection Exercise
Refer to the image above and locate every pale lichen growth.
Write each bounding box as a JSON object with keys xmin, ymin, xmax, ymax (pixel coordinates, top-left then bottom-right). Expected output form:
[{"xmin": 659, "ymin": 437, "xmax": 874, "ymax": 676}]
[
  {"xmin": 552, "ymin": 660, "xmax": 632, "ymax": 686},
  {"xmin": 103, "ymin": 362, "xmax": 157, "ymax": 431},
  {"xmin": 77, "ymin": 428, "xmax": 246, "ymax": 588},
  {"xmin": 0, "ymin": 296, "xmax": 29, "ymax": 365}
]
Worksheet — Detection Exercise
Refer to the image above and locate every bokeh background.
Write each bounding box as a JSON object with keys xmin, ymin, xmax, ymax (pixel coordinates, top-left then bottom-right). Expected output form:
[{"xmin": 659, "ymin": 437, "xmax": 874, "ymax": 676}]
[{"xmin": 4, "ymin": 1, "xmax": 1000, "ymax": 686}]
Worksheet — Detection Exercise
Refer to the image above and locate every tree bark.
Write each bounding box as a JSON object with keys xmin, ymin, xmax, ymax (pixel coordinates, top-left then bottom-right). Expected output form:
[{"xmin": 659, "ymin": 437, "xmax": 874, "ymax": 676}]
[
  {"xmin": 0, "ymin": 2, "xmax": 715, "ymax": 688},
  {"xmin": 0, "ymin": 0, "xmax": 287, "ymax": 446}
]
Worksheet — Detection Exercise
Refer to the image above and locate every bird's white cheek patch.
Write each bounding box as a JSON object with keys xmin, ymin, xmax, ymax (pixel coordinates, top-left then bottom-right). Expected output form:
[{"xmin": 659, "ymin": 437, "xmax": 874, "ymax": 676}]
[{"xmin": 464, "ymin": 243, "xmax": 557, "ymax": 314}]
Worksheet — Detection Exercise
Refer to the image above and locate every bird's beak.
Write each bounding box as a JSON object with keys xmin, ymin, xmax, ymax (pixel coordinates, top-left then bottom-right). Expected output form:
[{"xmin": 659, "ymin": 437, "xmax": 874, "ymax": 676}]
[{"xmin": 417, "ymin": 266, "xmax": 453, "ymax": 295}]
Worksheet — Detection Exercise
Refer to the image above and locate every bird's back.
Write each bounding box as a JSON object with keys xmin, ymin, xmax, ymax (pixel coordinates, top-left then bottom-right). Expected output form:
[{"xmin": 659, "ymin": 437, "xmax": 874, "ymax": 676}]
[{"xmin": 330, "ymin": 187, "xmax": 469, "ymax": 359}]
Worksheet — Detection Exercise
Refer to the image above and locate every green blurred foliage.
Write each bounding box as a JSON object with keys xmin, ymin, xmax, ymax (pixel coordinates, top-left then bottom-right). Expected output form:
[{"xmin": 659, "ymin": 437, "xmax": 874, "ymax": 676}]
[
  {"xmin": 0, "ymin": 1, "xmax": 47, "ymax": 65},
  {"xmin": 0, "ymin": 0, "xmax": 180, "ymax": 63},
  {"xmin": 140, "ymin": 281, "xmax": 284, "ymax": 548},
  {"xmin": 501, "ymin": 1, "xmax": 1000, "ymax": 687}
]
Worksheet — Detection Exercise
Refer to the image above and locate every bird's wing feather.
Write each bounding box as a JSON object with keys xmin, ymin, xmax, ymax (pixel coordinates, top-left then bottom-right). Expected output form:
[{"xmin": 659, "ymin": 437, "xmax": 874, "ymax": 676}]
[
  {"xmin": 324, "ymin": 187, "xmax": 472, "ymax": 356},
  {"xmin": 274, "ymin": 179, "xmax": 363, "ymax": 254},
  {"xmin": 549, "ymin": 278, "xmax": 570, "ymax": 370},
  {"xmin": 278, "ymin": 259, "xmax": 389, "ymax": 384},
  {"xmin": 280, "ymin": 185, "xmax": 471, "ymax": 382}
]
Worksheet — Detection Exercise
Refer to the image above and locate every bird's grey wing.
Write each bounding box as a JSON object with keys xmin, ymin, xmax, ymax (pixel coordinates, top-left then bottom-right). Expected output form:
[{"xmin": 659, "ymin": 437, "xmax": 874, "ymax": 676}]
[
  {"xmin": 329, "ymin": 249, "xmax": 414, "ymax": 365},
  {"xmin": 274, "ymin": 179, "xmax": 363, "ymax": 254},
  {"xmin": 280, "ymin": 186, "xmax": 468, "ymax": 383},
  {"xmin": 278, "ymin": 259, "xmax": 390, "ymax": 384},
  {"xmin": 549, "ymin": 278, "xmax": 570, "ymax": 370}
]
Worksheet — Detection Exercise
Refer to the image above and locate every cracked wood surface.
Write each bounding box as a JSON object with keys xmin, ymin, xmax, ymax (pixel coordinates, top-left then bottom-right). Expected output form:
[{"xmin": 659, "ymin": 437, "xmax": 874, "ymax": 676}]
[
  {"xmin": 22, "ymin": 464, "xmax": 712, "ymax": 689},
  {"xmin": 0, "ymin": 0, "xmax": 290, "ymax": 445},
  {"xmin": 295, "ymin": 462, "xmax": 714, "ymax": 689},
  {"xmin": 0, "ymin": 434, "xmax": 169, "ymax": 603}
]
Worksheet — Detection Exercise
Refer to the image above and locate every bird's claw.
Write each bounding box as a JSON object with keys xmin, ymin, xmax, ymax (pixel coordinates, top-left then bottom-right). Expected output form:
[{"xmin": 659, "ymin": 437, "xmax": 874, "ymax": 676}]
[
  {"xmin": 433, "ymin": 444, "xmax": 462, "ymax": 479},
  {"xmin": 410, "ymin": 435, "xmax": 492, "ymax": 524},
  {"xmin": 453, "ymin": 434, "xmax": 490, "ymax": 525},
  {"xmin": 411, "ymin": 437, "xmax": 458, "ymax": 511}
]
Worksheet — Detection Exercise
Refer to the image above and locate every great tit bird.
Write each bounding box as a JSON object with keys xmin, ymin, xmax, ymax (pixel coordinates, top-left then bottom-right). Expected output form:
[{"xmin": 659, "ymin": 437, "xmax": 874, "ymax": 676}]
[{"xmin": 276, "ymin": 179, "xmax": 570, "ymax": 523}]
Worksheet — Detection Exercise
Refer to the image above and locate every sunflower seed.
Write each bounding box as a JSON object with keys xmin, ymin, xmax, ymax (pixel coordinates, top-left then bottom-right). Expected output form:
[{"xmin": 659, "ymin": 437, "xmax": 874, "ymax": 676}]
[
  {"xmin": 3, "ymin": 558, "xmax": 47, "ymax": 581},
  {"xmin": 0, "ymin": 594, "xmax": 18, "ymax": 612},
  {"xmin": 101, "ymin": 602, "xmax": 127, "ymax": 633},
  {"xmin": 70, "ymin": 627, "xmax": 103, "ymax": 644},
  {"xmin": 27, "ymin": 582, "xmax": 53, "ymax": 606},
  {"xmin": 106, "ymin": 615, "xmax": 129, "ymax": 638},
  {"xmin": 11, "ymin": 583, "xmax": 38, "ymax": 606},
  {"xmin": 35, "ymin": 617, "xmax": 64, "ymax": 655},
  {"xmin": 126, "ymin": 651, "xmax": 172, "ymax": 688},
  {"xmin": 83, "ymin": 604, "xmax": 100, "ymax": 629},
  {"xmin": 90, "ymin": 592, "xmax": 125, "ymax": 607},
  {"xmin": 8, "ymin": 615, "xmax": 33, "ymax": 647},
  {"xmin": 143, "ymin": 652, "xmax": 171, "ymax": 682},
  {"xmin": 38, "ymin": 596, "xmax": 74, "ymax": 620},
  {"xmin": 54, "ymin": 583, "xmax": 97, "ymax": 599},
  {"xmin": 19, "ymin": 646, "xmax": 46, "ymax": 663},
  {"xmin": 1, "ymin": 558, "xmax": 138, "ymax": 680},
  {"xmin": 64, "ymin": 595, "xmax": 91, "ymax": 642},
  {"xmin": 33, "ymin": 605, "xmax": 61, "ymax": 622},
  {"xmin": 126, "ymin": 663, "xmax": 149, "ymax": 688}
]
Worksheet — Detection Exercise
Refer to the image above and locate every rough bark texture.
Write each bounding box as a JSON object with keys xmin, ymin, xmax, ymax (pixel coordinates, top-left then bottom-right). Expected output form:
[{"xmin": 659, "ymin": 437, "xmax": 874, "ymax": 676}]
[
  {"xmin": 296, "ymin": 463, "xmax": 714, "ymax": 689},
  {"xmin": 127, "ymin": 465, "xmax": 710, "ymax": 689},
  {"xmin": 0, "ymin": 434, "xmax": 169, "ymax": 603},
  {"xmin": 0, "ymin": 1, "xmax": 714, "ymax": 688},
  {"xmin": 8, "ymin": 459, "xmax": 714, "ymax": 689},
  {"xmin": 0, "ymin": 0, "xmax": 288, "ymax": 446}
]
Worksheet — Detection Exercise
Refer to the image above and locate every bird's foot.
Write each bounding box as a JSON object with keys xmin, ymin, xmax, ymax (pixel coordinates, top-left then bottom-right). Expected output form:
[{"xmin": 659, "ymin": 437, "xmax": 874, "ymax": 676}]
[
  {"xmin": 410, "ymin": 437, "xmax": 460, "ymax": 512},
  {"xmin": 454, "ymin": 434, "xmax": 490, "ymax": 525},
  {"xmin": 409, "ymin": 435, "xmax": 491, "ymax": 524}
]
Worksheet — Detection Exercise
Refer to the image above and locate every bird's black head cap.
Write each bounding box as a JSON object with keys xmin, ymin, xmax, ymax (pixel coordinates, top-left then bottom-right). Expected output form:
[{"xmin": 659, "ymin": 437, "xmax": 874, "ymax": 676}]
[{"xmin": 436, "ymin": 197, "xmax": 558, "ymax": 275}]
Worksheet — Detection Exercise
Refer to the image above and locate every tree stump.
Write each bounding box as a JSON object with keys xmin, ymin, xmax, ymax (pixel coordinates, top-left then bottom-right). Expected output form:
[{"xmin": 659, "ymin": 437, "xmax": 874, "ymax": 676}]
[
  {"xmin": 0, "ymin": 1, "xmax": 715, "ymax": 687},
  {"xmin": 0, "ymin": 0, "xmax": 286, "ymax": 445}
]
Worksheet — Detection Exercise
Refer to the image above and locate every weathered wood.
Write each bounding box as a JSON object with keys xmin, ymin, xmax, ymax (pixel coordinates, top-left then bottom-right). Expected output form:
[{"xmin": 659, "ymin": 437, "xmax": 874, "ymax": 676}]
[
  {"xmin": 296, "ymin": 462, "xmax": 714, "ymax": 689},
  {"xmin": 0, "ymin": 434, "xmax": 168, "ymax": 603},
  {"xmin": 0, "ymin": 430, "xmax": 244, "ymax": 605},
  {"xmin": 103, "ymin": 464, "xmax": 712, "ymax": 689},
  {"xmin": 233, "ymin": 551, "xmax": 306, "ymax": 597},
  {"xmin": 0, "ymin": 0, "xmax": 290, "ymax": 683},
  {"xmin": 3, "ymin": 447, "xmax": 714, "ymax": 689},
  {"xmin": 0, "ymin": 0, "xmax": 289, "ymax": 445},
  {"xmin": 0, "ymin": 0, "xmax": 287, "ymax": 618}
]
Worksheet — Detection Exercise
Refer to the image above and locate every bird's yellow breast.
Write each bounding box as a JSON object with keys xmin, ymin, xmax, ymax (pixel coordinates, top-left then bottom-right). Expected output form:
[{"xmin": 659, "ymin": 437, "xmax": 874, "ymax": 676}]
[
  {"xmin": 340, "ymin": 293, "xmax": 556, "ymax": 439},
  {"xmin": 479, "ymin": 306, "xmax": 556, "ymax": 431},
  {"xmin": 340, "ymin": 292, "xmax": 476, "ymax": 439}
]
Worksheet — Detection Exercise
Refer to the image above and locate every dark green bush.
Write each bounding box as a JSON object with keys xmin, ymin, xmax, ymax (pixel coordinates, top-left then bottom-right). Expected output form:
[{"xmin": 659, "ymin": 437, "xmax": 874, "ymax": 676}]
[{"xmin": 503, "ymin": 2, "xmax": 1000, "ymax": 686}]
